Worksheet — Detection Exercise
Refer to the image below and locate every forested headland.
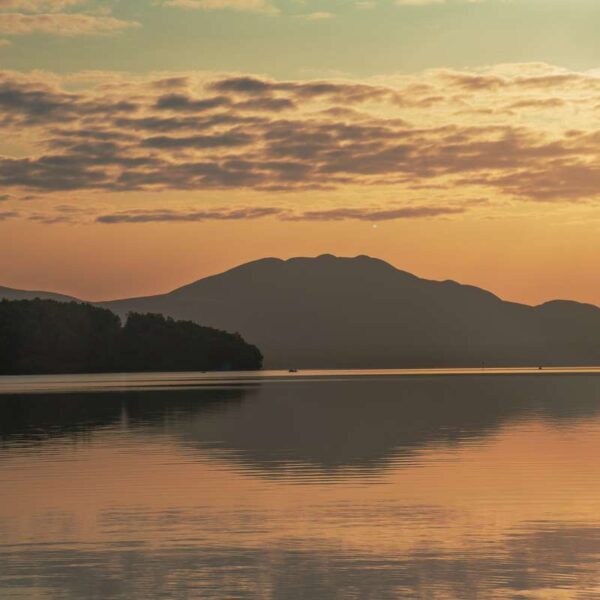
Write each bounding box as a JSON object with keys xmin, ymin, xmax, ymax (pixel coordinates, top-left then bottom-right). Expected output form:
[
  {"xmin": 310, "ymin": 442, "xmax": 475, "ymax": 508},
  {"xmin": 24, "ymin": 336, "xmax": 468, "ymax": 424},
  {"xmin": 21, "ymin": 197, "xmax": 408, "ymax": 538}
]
[{"xmin": 0, "ymin": 299, "xmax": 263, "ymax": 375}]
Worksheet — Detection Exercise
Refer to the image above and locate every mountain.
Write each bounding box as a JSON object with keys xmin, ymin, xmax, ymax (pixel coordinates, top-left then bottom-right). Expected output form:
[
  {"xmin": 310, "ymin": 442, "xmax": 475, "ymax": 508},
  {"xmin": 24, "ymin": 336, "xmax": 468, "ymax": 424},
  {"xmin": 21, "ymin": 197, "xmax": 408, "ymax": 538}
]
[
  {"xmin": 0, "ymin": 286, "xmax": 79, "ymax": 303},
  {"xmin": 97, "ymin": 254, "xmax": 600, "ymax": 369},
  {"xmin": 3, "ymin": 255, "xmax": 600, "ymax": 369}
]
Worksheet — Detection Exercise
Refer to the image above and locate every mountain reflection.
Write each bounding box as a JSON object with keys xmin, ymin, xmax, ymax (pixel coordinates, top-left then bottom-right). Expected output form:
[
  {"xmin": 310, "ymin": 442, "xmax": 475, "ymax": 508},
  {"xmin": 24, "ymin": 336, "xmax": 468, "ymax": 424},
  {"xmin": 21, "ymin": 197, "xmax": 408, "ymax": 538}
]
[
  {"xmin": 3, "ymin": 373, "xmax": 600, "ymax": 599},
  {"xmin": 2, "ymin": 374, "xmax": 600, "ymax": 476}
]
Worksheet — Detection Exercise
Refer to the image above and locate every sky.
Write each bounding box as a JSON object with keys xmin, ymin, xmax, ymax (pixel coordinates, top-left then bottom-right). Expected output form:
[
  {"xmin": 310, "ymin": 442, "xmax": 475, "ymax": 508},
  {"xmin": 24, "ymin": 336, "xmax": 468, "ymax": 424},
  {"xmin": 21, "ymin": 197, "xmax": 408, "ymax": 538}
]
[{"xmin": 1, "ymin": 0, "xmax": 600, "ymax": 303}]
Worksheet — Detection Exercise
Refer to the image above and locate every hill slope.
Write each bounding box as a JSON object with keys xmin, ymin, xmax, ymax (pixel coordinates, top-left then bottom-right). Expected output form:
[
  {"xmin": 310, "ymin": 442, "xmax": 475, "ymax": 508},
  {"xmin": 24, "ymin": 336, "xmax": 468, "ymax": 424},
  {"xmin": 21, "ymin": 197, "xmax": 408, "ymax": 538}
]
[
  {"xmin": 0, "ymin": 286, "xmax": 79, "ymax": 303},
  {"xmin": 101, "ymin": 254, "xmax": 600, "ymax": 368}
]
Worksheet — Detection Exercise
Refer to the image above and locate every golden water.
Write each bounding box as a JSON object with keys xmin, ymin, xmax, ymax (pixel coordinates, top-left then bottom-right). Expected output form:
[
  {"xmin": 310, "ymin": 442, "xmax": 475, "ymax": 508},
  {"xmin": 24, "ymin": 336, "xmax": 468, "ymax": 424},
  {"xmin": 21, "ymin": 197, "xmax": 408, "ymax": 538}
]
[{"xmin": 2, "ymin": 371, "xmax": 600, "ymax": 598}]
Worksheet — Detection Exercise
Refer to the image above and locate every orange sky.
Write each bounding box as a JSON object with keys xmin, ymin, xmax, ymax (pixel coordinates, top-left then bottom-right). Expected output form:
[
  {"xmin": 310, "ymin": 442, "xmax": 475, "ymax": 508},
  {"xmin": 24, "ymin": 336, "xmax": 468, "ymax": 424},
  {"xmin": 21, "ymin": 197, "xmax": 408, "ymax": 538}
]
[
  {"xmin": 2, "ymin": 204, "xmax": 600, "ymax": 305},
  {"xmin": 2, "ymin": 9, "xmax": 600, "ymax": 306}
]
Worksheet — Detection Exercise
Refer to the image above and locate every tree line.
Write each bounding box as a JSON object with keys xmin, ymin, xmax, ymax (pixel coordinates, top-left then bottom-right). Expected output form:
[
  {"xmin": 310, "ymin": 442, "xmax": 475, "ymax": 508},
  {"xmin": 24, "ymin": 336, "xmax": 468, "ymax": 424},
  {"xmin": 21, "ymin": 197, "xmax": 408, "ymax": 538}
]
[{"xmin": 0, "ymin": 299, "xmax": 263, "ymax": 375}]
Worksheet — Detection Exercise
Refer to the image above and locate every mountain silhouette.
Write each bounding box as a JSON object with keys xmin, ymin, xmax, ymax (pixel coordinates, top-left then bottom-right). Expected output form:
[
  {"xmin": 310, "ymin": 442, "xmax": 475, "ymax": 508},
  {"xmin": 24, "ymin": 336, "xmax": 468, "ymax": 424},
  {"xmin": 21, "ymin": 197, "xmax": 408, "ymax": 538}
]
[
  {"xmin": 3, "ymin": 254, "xmax": 600, "ymax": 368},
  {"xmin": 100, "ymin": 254, "xmax": 600, "ymax": 368},
  {"xmin": 0, "ymin": 285, "xmax": 78, "ymax": 303}
]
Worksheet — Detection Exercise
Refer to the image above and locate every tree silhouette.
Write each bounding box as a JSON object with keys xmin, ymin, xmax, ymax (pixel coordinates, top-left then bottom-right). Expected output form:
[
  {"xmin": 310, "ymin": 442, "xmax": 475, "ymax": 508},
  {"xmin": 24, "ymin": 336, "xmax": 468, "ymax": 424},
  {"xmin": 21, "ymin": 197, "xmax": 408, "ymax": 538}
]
[{"xmin": 0, "ymin": 299, "xmax": 262, "ymax": 375}]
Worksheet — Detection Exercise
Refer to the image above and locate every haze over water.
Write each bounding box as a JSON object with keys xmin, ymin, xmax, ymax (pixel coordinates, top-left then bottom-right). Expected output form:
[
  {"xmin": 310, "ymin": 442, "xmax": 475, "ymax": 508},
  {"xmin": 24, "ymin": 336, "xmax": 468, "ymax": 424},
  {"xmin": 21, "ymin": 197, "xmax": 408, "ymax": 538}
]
[{"xmin": 2, "ymin": 371, "xmax": 600, "ymax": 598}]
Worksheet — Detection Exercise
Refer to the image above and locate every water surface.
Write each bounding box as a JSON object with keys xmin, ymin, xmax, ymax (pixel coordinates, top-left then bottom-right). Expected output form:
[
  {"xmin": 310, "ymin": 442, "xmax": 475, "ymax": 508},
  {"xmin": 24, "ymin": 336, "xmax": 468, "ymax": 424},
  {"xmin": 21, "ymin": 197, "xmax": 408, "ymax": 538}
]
[{"xmin": 2, "ymin": 370, "xmax": 600, "ymax": 598}]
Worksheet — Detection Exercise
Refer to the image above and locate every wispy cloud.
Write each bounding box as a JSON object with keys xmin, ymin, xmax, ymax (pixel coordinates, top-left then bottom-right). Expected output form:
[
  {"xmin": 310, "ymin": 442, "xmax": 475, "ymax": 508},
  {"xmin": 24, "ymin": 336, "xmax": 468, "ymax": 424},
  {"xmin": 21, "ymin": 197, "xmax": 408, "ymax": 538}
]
[
  {"xmin": 0, "ymin": 0, "xmax": 87, "ymax": 12},
  {"xmin": 0, "ymin": 13, "xmax": 139, "ymax": 35},
  {"xmin": 95, "ymin": 204, "xmax": 465, "ymax": 224},
  {"xmin": 0, "ymin": 0, "xmax": 140, "ymax": 36},
  {"xmin": 163, "ymin": 0, "xmax": 279, "ymax": 15},
  {"xmin": 283, "ymin": 206, "xmax": 466, "ymax": 221},
  {"xmin": 96, "ymin": 207, "xmax": 284, "ymax": 223},
  {"xmin": 395, "ymin": 0, "xmax": 481, "ymax": 5},
  {"xmin": 302, "ymin": 11, "xmax": 334, "ymax": 20}
]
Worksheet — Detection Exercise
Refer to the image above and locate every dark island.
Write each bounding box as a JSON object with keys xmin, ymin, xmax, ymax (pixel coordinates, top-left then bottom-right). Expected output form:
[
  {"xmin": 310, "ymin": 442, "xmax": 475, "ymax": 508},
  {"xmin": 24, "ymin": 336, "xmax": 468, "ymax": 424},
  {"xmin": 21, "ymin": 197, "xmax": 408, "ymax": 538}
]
[{"xmin": 0, "ymin": 299, "xmax": 263, "ymax": 375}]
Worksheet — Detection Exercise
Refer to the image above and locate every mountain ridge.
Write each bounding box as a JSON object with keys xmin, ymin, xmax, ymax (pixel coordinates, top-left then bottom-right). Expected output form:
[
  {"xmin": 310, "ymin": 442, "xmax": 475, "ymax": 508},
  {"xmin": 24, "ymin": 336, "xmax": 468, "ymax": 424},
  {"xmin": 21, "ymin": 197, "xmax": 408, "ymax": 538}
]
[
  {"xmin": 2, "ymin": 255, "xmax": 600, "ymax": 369},
  {"xmin": 0, "ymin": 286, "xmax": 80, "ymax": 304},
  {"xmin": 1, "ymin": 255, "xmax": 589, "ymax": 310}
]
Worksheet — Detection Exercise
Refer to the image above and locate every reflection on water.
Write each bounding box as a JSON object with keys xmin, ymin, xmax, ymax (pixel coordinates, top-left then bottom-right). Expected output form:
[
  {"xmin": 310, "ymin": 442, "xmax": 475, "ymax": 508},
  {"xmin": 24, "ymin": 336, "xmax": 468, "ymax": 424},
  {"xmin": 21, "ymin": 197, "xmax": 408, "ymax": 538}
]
[{"xmin": 2, "ymin": 372, "xmax": 600, "ymax": 598}]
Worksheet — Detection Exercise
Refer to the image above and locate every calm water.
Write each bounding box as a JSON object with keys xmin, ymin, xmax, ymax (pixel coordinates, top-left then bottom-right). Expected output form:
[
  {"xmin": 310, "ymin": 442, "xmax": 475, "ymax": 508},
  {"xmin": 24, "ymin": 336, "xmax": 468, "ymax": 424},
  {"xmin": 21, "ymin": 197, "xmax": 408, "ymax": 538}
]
[{"xmin": 2, "ymin": 370, "xmax": 600, "ymax": 599}]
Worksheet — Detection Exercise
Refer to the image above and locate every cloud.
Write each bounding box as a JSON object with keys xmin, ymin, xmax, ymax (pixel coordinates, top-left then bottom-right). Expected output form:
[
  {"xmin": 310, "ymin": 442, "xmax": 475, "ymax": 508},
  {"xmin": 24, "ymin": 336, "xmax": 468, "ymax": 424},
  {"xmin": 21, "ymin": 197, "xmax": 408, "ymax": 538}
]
[
  {"xmin": 96, "ymin": 207, "xmax": 284, "ymax": 223},
  {"xmin": 395, "ymin": 0, "xmax": 480, "ymax": 4},
  {"xmin": 208, "ymin": 75, "xmax": 393, "ymax": 102},
  {"xmin": 0, "ymin": 0, "xmax": 86, "ymax": 12},
  {"xmin": 25, "ymin": 203, "xmax": 98, "ymax": 224},
  {"xmin": 155, "ymin": 93, "xmax": 231, "ymax": 112},
  {"xmin": 302, "ymin": 11, "xmax": 334, "ymax": 20},
  {"xmin": 0, "ymin": 77, "xmax": 82, "ymax": 123},
  {"xmin": 141, "ymin": 132, "xmax": 253, "ymax": 149},
  {"xmin": 1, "ymin": 65, "xmax": 600, "ymax": 205},
  {"xmin": 0, "ymin": 210, "xmax": 18, "ymax": 220},
  {"xmin": 284, "ymin": 205, "xmax": 466, "ymax": 221},
  {"xmin": 94, "ymin": 204, "xmax": 464, "ymax": 224},
  {"xmin": 0, "ymin": 72, "xmax": 140, "ymax": 126},
  {"xmin": 209, "ymin": 76, "xmax": 274, "ymax": 95},
  {"xmin": 0, "ymin": 13, "xmax": 140, "ymax": 35},
  {"xmin": 0, "ymin": 0, "xmax": 140, "ymax": 36},
  {"xmin": 163, "ymin": 0, "xmax": 279, "ymax": 15},
  {"xmin": 395, "ymin": 0, "xmax": 446, "ymax": 4}
]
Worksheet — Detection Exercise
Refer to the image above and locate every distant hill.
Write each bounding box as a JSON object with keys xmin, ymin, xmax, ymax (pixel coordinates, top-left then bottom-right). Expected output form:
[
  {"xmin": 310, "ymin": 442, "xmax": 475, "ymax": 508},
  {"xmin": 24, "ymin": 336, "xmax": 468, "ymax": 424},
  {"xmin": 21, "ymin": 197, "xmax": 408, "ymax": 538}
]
[
  {"xmin": 4, "ymin": 256, "xmax": 600, "ymax": 369},
  {"xmin": 0, "ymin": 286, "xmax": 79, "ymax": 303},
  {"xmin": 96, "ymin": 254, "xmax": 600, "ymax": 369}
]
